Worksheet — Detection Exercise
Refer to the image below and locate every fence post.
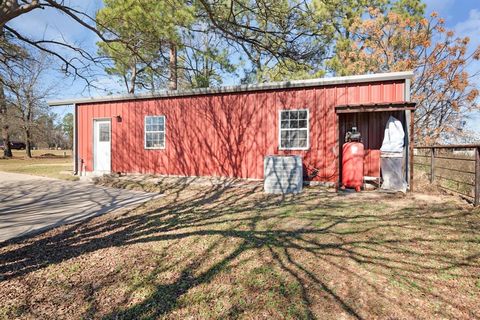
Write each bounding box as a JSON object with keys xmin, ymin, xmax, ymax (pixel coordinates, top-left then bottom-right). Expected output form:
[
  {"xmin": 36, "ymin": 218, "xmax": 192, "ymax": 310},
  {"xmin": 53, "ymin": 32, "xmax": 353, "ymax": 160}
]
[
  {"xmin": 430, "ymin": 147, "xmax": 435, "ymax": 183},
  {"xmin": 409, "ymin": 111, "xmax": 415, "ymax": 192},
  {"xmin": 475, "ymin": 147, "xmax": 480, "ymax": 206}
]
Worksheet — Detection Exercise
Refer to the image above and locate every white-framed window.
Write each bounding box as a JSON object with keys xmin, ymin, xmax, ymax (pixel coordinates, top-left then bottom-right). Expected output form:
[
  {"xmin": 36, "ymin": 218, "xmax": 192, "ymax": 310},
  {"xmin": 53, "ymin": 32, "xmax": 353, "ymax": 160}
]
[
  {"xmin": 144, "ymin": 115, "xmax": 166, "ymax": 149},
  {"xmin": 279, "ymin": 109, "xmax": 309, "ymax": 150}
]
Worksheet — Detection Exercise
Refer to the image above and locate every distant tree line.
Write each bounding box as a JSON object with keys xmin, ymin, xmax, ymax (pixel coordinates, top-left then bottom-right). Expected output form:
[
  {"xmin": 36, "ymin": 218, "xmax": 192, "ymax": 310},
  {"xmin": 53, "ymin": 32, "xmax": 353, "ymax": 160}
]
[
  {"xmin": 0, "ymin": 46, "xmax": 73, "ymax": 157},
  {"xmin": 4, "ymin": 109, "xmax": 73, "ymax": 152},
  {"xmin": 0, "ymin": 0, "xmax": 479, "ymax": 156}
]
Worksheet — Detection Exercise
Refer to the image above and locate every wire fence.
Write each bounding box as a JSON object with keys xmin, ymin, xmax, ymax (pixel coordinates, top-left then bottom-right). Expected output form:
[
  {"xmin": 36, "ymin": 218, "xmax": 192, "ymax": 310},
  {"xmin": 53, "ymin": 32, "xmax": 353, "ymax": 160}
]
[{"xmin": 414, "ymin": 144, "xmax": 480, "ymax": 206}]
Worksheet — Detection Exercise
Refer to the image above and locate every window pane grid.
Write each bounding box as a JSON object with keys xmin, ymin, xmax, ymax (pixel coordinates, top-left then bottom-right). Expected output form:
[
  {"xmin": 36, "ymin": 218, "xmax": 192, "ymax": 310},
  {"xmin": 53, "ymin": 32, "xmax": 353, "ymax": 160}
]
[
  {"xmin": 145, "ymin": 116, "xmax": 165, "ymax": 149},
  {"xmin": 279, "ymin": 110, "xmax": 309, "ymax": 149},
  {"xmin": 99, "ymin": 123, "xmax": 110, "ymax": 142}
]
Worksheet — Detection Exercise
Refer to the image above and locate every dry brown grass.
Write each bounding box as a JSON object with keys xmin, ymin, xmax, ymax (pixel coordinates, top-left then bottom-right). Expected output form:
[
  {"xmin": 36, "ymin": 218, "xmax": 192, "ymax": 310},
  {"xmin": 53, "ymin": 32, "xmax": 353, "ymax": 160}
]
[
  {"xmin": 0, "ymin": 149, "xmax": 76, "ymax": 180},
  {"xmin": 414, "ymin": 149, "xmax": 476, "ymax": 199},
  {"xmin": 0, "ymin": 180, "xmax": 479, "ymax": 319}
]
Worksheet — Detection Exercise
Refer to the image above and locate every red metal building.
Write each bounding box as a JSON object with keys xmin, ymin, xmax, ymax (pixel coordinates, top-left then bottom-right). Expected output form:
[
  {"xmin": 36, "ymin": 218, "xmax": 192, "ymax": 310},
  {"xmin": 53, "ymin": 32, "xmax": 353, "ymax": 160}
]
[{"xmin": 49, "ymin": 71, "xmax": 415, "ymax": 187}]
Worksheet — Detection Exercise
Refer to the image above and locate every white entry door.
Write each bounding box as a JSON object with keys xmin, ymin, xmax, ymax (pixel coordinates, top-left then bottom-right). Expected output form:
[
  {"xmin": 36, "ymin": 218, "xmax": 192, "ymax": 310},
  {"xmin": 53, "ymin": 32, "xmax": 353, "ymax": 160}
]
[{"xmin": 94, "ymin": 119, "xmax": 111, "ymax": 172}]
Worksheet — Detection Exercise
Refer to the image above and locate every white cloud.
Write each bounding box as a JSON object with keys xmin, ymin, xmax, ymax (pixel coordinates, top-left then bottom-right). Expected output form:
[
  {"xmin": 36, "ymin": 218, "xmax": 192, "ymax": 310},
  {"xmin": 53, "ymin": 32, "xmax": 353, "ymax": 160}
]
[
  {"xmin": 455, "ymin": 9, "xmax": 480, "ymax": 45},
  {"xmin": 455, "ymin": 9, "xmax": 480, "ymax": 135},
  {"xmin": 455, "ymin": 9, "xmax": 480, "ymax": 84}
]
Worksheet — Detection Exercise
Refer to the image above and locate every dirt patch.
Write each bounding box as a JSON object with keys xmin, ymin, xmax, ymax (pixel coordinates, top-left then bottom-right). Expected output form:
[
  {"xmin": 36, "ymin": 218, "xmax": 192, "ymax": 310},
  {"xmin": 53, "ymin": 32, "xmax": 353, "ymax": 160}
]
[
  {"xmin": 38, "ymin": 153, "xmax": 69, "ymax": 159},
  {"xmin": 413, "ymin": 170, "xmax": 443, "ymax": 194},
  {"xmin": 94, "ymin": 174, "xmax": 263, "ymax": 194},
  {"xmin": 414, "ymin": 170, "xmax": 475, "ymax": 206}
]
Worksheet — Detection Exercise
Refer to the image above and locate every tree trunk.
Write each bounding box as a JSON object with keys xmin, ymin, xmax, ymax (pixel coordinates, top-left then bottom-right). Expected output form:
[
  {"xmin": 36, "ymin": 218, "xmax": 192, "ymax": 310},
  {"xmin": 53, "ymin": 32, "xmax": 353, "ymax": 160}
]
[
  {"xmin": 128, "ymin": 64, "xmax": 137, "ymax": 94},
  {"xmin": 169, "ymin": 42, "xmax": 178, "ymax": 90},
  {"xmin": 25, "ymin": 128, "xmax": 32, "ymax": 158},
  {"xmin": 1, "ymin": 123, "xmax": 12, "ymax": 158},
  {"xmin": 0, "ymin": 80, "xmax": 12, "ymax": 158},
  {"xmin": 0, "ymin": 26, "xmax": 12, "ymax": 158}
]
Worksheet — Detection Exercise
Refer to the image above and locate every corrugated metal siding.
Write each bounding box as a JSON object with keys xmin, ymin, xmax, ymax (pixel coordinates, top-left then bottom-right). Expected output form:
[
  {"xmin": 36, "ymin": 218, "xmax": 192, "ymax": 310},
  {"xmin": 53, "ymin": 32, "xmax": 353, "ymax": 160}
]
[{"xmin": 77, "ymin": 80, "xmax": 404, "ymax": 181}]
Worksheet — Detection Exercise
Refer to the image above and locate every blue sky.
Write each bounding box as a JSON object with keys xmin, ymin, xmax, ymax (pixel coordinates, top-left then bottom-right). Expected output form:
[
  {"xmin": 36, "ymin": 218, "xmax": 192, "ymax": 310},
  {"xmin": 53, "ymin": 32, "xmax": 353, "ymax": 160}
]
[{"xmin": 9, "ymin": 0, "xmax": 480, "ymax": 132}]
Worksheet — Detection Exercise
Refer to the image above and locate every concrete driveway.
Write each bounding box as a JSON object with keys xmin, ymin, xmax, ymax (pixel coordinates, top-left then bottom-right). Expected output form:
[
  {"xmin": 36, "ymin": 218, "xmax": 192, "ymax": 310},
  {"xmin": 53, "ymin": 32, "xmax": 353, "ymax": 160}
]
[{"xmin": 0, "ymin": 172, "xmax": 160, "ymax": 242}]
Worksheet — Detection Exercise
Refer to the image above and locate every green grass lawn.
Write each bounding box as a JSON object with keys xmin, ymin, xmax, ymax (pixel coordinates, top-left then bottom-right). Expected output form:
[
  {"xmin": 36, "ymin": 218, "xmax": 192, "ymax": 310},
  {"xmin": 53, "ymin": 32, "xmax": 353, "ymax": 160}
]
[
  {"xmin": 0, "ymin": 179, "xmax": 479, "ymax": 319},
  {"xmin": 0, "ymin": 149, "xmax": 77, "ymax": 180}
]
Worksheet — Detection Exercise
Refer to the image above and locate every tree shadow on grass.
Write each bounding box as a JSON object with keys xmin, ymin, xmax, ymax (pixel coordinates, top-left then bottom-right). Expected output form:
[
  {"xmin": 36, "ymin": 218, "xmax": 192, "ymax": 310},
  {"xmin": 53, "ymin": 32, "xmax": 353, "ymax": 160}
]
[{"xmin": 1, "ymin": 183, "xmax": 480, "ymax": 319}]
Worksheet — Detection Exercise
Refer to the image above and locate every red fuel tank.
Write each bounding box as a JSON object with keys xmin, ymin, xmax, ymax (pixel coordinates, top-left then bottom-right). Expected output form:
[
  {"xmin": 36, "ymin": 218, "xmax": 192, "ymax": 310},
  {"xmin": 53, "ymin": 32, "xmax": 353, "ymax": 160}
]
[{"xmin": 342, "ymin": 142, "xmax": 365, "ymax": 191}]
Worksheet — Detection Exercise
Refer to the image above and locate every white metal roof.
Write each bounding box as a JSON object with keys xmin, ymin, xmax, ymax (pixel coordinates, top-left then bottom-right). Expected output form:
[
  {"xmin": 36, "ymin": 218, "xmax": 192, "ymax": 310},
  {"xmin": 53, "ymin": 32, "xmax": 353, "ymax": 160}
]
[{"xmin": 48, "ymin": 71, "xmax": 414, "ymax": 106}]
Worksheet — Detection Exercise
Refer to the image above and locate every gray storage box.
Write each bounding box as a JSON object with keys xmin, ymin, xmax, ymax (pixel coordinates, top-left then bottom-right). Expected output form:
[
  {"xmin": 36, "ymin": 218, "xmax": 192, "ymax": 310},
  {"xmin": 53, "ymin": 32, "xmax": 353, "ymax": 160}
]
[
  {"xmin": 381, "ymin": 153, "xmax": 407, "ymax": 192},
  {"xmin": 264, "ymin": 155, "xmax": 303, "ymax": 194}
]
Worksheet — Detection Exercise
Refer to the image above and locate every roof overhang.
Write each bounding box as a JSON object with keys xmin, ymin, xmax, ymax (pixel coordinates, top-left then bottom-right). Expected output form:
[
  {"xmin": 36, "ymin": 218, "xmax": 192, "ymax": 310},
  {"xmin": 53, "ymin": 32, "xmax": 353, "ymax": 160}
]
[
  {"xmin": 48, "ymin": 71, "xmax": 414, "ymax": 106},
  {"xmin": 335, "ymin": 101, "xmax": 416, "ymax": 114}
]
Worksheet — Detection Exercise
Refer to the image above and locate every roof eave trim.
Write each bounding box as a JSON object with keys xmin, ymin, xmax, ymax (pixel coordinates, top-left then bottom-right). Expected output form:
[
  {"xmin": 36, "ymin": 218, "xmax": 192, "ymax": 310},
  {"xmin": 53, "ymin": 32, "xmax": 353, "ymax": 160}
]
[
  {"xmin": 335, "ymin": 101, "xmax": 417, "ymax": 113},
  {"xmin": 48, "ymin": 71, "xmax": 414, "ymax": 106}
]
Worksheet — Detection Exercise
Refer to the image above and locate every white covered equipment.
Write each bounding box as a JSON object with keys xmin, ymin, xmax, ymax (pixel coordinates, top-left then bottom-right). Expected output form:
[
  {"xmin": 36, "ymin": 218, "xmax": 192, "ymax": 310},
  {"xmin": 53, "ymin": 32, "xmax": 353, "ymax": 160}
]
[
  {"xmin": 380, "ymin": 116, "xmax": 407, "ymax": 192},
  {"xmin": 380, "ymin": 116, "xmax": 405, "ymax": 153}
]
